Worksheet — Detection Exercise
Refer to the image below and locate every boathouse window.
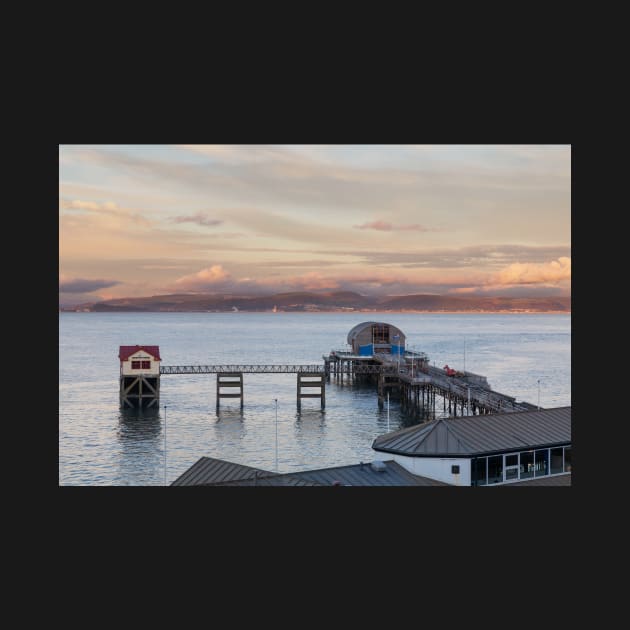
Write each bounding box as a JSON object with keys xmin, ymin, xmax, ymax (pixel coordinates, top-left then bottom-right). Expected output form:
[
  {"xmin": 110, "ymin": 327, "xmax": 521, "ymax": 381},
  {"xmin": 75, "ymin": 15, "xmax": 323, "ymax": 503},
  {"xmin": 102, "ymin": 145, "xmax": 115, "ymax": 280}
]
[
  {"xmin": 372, "ymin": 325, "xmax": 390, "ymax": 344},
  {"xmin": 131, "ymin": 359, "xmax": 151, "ymax": 369}
]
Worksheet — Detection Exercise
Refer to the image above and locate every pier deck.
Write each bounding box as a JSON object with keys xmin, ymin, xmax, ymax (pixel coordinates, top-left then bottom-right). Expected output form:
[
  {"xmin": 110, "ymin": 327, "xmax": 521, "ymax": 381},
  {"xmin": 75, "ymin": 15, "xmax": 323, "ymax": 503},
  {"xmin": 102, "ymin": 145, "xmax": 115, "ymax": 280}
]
[{"xmin": 160, "ymin": 356, "xmax": 529, "ymax": 414}]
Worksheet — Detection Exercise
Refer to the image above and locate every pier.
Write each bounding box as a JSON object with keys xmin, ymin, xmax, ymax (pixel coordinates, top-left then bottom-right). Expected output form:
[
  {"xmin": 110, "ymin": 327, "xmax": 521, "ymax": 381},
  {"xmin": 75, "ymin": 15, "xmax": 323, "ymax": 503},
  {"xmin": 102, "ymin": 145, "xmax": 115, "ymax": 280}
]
[{"xmin": 120, "ymin": 321, "xmax": 536, "ymax": 416}]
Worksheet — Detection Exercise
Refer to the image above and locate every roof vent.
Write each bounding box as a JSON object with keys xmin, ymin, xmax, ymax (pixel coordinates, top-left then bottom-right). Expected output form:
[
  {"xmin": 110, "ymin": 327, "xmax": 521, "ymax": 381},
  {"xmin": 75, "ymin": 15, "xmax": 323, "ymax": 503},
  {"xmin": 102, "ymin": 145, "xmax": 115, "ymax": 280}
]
[{"xmin": 371, "ymin": 460, "xmax": 387, "ymax": 472}]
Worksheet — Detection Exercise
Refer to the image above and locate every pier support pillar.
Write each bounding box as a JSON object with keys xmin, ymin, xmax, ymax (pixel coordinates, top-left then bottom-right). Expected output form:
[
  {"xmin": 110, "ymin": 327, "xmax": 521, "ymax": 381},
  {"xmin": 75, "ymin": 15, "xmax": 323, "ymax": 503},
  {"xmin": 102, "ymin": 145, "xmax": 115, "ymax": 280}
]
[
  {"xmin": 297, "ymin": 372, "xmax": 325, "ymax": 411},
  {"xmin": 216, "ymin": 372, "xmax": 244, "ymax": 411},
  {"xmin": 120, "ymin": 374, "xmax": 160, "ymax": 410}
]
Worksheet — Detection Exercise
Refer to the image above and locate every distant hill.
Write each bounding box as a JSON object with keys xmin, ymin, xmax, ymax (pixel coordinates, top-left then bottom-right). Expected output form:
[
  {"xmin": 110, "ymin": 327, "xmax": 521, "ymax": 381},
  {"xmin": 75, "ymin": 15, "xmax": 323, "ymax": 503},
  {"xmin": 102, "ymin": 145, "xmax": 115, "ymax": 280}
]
[
  {"xmin": 73, "ymin": 291, "xmax": 570, "ymax": 313},
  {"xmin": 377, "ymin": 294, "xmax": 571, "ymax": 312}
]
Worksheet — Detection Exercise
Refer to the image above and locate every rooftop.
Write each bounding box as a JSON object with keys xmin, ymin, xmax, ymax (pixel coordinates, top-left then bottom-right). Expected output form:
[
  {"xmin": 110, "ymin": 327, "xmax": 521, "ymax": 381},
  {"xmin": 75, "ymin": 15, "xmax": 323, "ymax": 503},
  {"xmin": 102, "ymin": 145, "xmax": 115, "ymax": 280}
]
[
  {"xmin": 170, "ymin": 457, "xmax": 448, "ymax": 486},
  {"xmin": 119, "ymin": 345, "xmax": 161, "ymax": 361},
  {"xmin": 170, "ymin": 456, "xmax": 272, "ymax": 486},
  {"xmin": 372, "ymin": 406, "xmax": 571, "ymax": 457}
]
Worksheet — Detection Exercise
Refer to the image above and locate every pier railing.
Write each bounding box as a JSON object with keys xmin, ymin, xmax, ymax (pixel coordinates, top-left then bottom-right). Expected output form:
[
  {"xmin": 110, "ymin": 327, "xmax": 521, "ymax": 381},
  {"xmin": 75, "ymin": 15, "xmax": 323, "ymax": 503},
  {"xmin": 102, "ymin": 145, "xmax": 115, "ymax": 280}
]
[{"xmin": 161, "ymin": 364, "xmax": 399, "ymax": 375}]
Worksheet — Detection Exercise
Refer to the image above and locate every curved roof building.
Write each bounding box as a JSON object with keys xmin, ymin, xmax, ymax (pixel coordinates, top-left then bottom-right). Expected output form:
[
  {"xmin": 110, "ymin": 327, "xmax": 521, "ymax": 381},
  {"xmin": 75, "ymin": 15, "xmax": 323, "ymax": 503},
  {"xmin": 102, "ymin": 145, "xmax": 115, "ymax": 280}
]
[{"xmin": 346, "ymin": 321, "xmax": 406, "ymax": 355}]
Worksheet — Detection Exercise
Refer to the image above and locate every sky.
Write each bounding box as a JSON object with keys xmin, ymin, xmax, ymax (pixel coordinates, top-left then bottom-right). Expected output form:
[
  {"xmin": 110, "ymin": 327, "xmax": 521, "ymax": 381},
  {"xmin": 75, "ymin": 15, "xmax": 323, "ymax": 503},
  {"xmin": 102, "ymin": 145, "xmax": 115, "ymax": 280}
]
[{"xmin": 59, "ymin": 144, "xmax": 571, "ymax": 305}]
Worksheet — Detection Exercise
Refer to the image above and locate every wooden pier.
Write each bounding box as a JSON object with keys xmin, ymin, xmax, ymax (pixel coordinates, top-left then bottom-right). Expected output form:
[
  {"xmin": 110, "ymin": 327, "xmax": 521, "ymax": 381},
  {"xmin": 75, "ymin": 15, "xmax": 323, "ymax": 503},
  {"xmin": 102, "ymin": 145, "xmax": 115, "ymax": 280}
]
[
  {"xmin": 122, "ymin": 322, "xmax": 536, "ymax": 417},
  {"xmin": 157, "ymin": 358, "xmax": 531, "ymax": 416}
]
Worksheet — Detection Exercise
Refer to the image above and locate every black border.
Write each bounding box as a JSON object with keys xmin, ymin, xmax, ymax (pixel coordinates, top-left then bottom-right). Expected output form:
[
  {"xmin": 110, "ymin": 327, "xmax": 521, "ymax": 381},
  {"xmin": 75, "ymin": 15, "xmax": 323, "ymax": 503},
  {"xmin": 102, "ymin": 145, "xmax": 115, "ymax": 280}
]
[{"xmin": 52, "ymin": 99, "xmax": 578, "ymax": 562}]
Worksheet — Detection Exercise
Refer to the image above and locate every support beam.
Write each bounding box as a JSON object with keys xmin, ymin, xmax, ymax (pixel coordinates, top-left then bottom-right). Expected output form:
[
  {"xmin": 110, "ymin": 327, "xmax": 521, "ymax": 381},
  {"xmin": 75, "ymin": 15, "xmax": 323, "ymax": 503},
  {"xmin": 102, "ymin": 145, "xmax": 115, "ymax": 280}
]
[
  {"xmin": 216, "ymin": 372, "xmax": 244, "ymax": 410},
  {"xmin": 297, "ymin": 372, "xmax": 325, "ymax": 411},
  {"xmin": 120, "ymin": 374, "xmax": 160, "ymax": 410}
]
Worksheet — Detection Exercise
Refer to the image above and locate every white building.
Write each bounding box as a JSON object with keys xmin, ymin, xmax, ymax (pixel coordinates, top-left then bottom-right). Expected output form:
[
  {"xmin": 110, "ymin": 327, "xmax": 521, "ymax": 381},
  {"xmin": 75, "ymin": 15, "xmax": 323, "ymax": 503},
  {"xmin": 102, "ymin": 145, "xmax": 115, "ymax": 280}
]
[
  {"xmin": 119, "ymin": 345, "xmax": 161, "ymax": 376},
  {"xmin": 372, "ymin": 407, "xmax": 571, "ymax": 486}
]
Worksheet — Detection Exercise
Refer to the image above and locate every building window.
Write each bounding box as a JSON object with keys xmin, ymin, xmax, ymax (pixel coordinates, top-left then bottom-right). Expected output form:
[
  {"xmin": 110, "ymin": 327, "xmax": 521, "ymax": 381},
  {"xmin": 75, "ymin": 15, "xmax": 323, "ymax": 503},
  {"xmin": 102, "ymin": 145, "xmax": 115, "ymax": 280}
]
[
  {"xmin": 520, "ymin": 451, "xmax": 535, "ymax": 479},
  {"xmin": 473, "ymin": 446, "xmax": 568, "ymax": 485},
  {"xmin": 141, "ymin": 360, "xmax": 150, "ymax": 369},
  {"xmin": 535, "ymin": 449, "xmax": 549, "ymax": 476},
  {"xmin": 472, "ymin": 458, "xmax": 487, "ymax": 486},
  {"xmin": 487, "ymin": 456, "xmax": 503, "ymax": 484},
  {"xmin": 131, "ymin": 360, "xmax": 141, "ymax": 369},
  {"xmin": 550, "ymin": 447, "xmax": 563, "ymax": 474},
  {"xmin": 504, "ymin": 453, "xmax": 519, "ymax": 481},
  {"xmin": 563, "ymin": 446, "xmax": 572, "ymax": 472},
  {"xmin": 372, "ymin": 325, "xmax": 390, "ymax": 344}
]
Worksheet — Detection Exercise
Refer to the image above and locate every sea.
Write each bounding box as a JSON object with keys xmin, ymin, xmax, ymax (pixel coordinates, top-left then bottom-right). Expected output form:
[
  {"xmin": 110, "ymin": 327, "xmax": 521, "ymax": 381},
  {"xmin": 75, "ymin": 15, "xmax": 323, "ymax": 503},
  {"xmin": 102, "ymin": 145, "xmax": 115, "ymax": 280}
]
[{"xmin": 59, "ymin": 312, "xmax": 571, "ymax": 486}]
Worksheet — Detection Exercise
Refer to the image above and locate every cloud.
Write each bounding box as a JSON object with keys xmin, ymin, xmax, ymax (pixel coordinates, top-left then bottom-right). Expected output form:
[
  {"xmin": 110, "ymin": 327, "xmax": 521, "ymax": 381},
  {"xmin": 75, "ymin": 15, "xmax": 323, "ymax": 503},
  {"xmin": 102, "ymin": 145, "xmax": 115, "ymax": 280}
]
[
  {"xmin": 283, "ymin": 272, "xmax": 341, "ymax": 291},
  {"xmin": 353, "ymin": 220, "xmax": 432, "ymax": 232},
  {"xmin": 172, "ymin": 212, "xmax": 223, "ymax": 227},
  {"xmin": 491, "ymin": 256, "xmax": 571, "ymax": 285},
  {"xmin": 174, "ymin": 265, "xmax": 232, "ymax": 290},
  {"xmin": 446, "ymin": 257, "xmax": 571, "ymax": 296},
  {"xmin": 60, "ymin": 198, "xmax": 150, "ymax": 226},
  {"xmin": 356, "ymin": 244, "xmax": 572, "ymax": 269},
  {"xmin": 59, "ymin": 275, "xmax": 120, "ymax": 293},
  {"xmin": 68, "ymin": 146, "xmax": 570, "ymax": 222}
]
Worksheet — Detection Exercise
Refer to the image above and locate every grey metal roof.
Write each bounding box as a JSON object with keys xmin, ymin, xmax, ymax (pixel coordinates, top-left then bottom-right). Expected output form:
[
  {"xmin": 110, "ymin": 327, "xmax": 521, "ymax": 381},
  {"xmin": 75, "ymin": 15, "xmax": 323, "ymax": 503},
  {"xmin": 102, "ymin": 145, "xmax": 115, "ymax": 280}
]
[
  {"xmin": 207, "ymin": 475, "xmax": 325, "ymax": 486},
  {"xmin": 170, "ymin": 456, "xmax": 273, "ymax": 486},
  {"xmin": 372, "ymin": 407, "xmax": 571, "ymax": 457},
  {"xmin": 171, "ymin": 456, "xmax": 448, "ymax": 486},
  {"xmin": 499, "ymin": 473, "xmax": 571, "ymax": 486},
  {"xmin": 289, "ymin": 460, "xmax": 448, "ymax": 486}
]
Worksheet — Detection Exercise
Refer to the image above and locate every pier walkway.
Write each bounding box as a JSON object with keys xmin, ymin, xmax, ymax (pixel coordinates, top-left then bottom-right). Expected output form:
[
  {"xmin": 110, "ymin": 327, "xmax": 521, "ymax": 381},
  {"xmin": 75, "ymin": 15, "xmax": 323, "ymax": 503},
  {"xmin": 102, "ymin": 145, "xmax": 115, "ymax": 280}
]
[{"xmin": 160, "ymin": 364, "xmax": 393, "ymax": 375}]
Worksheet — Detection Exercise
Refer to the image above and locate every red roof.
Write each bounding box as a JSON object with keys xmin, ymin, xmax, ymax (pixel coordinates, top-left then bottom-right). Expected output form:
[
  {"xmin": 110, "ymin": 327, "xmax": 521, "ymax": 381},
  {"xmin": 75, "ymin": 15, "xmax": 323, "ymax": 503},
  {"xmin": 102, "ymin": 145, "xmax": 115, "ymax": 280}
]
[{"xmin": 118, "ymin": 345, "xmax": 161, "ymax": 361}]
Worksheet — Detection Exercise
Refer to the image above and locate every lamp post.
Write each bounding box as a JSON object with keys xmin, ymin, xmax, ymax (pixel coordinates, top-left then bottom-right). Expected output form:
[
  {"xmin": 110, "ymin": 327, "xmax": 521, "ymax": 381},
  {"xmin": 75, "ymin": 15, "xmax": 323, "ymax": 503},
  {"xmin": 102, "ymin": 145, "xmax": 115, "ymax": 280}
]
[
  {"xmin": 537, "ymin": 380, "xmax": 541, "ymax": 410},
  {"xmin": 463, "ymin": 336, "xmax": 466, "ymax": 374},
  {"xmin": 387, "ymin": 392, "xmax": 390, "ymax": 432},
  {"xmin": 164, "ymin": 405, "xmax": 167, "ymax": 487},
  {"xmin": 274, "ymin": 398, "xmax": 278, "ymax": 472}
]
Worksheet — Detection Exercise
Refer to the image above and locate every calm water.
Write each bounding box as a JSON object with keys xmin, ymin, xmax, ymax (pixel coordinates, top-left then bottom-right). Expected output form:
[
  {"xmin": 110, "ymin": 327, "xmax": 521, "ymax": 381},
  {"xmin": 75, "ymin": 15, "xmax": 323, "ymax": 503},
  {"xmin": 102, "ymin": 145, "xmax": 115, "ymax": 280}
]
[{"xmin": 59, "ymin": 312, "xmax": 571, "ymax": 485}]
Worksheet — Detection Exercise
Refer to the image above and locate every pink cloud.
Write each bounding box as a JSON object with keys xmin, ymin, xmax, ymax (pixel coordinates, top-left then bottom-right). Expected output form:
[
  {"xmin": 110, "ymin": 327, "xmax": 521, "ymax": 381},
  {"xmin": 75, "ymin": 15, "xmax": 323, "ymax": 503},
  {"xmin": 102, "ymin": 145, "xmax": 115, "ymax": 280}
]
[
  {"xmin": 353, "ymin": 220, "xmax": 432, "ymax": 232},
  {"xmin": 447, "ymin": 257, "xmax": 571, "ymax": 295},
  {"xmin": 450, "ymin": 287, "xmax": 477, "ymax": 294},
  {"xmin": 169, "ymin": 259, "xmax": 571, "ymax": 298},
  {"xmin": 354, "ymin": 220, "xmax": 393, "ymax": 231},
  {"xmin": 284, "ymin": 272, "xmax": 341, "ymax": 291},
  {"xmin": 491, "ymin": 257, "xmax": 571, "ymax": 285},
  {"xmin": 174, "ymin": 265, "xmax": 231, "ymax": 290}
]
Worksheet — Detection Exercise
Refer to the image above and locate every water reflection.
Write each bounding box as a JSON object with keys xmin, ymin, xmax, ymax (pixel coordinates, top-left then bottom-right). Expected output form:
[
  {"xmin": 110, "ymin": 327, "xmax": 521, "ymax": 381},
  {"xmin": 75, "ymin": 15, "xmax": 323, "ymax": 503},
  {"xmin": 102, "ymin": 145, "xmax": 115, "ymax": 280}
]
[
  {"xmin": 117, "ymin": 408, "xmax": 161, "ymax": 440},
  {"xmin": 295, "ymin": 408, "xmax": 326, "ymax": 424},
  {"xmin": 116, "ymin": 408, "xmax": 163, "ymax": 485},
  {"xmin": 215, "ymin": 408, "xmax": 245, "ymax": 422}
]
